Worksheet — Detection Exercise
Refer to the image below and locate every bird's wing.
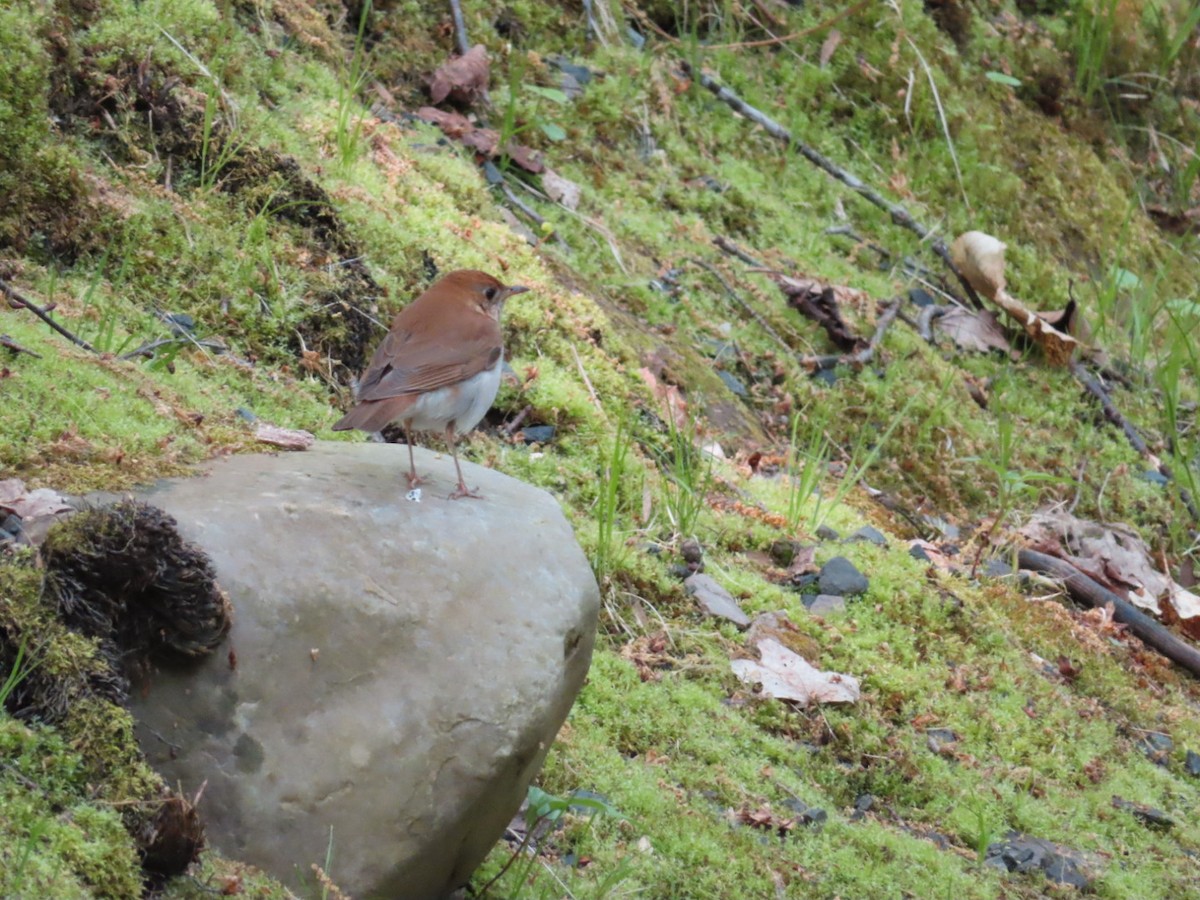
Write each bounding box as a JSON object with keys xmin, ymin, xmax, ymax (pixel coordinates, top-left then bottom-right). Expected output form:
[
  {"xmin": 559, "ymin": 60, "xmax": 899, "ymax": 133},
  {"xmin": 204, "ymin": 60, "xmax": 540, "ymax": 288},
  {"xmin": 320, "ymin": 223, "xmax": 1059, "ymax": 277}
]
[{"xmin": 357, "ymin": 313, "xmax": 502, "ymax": 401}]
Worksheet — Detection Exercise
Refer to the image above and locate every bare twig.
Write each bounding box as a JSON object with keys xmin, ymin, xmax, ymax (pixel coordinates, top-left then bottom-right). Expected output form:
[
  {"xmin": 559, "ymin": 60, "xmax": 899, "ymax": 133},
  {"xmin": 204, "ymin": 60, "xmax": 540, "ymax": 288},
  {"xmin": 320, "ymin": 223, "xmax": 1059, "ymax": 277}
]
[
  {"xmin": 569, "ymin": 343, "xmax": 602, "ymax": 412},
  {"xmin": 1071, "ymin": 359, "xmax": 1200, "ymax": 521},
  {"xmin": 448, "ymin": 0, "xmax": 470, "ymax": 57},
  {"xmin": 1018, "ymin": 548, "xmax": 1200, "ymax": 678},
  {"xmin": 0, "ymin": 334, "xmax": 43, "ymax": 359},
  {"xmin": 915, "ymin": 304, "xmax": 948, "ymax": 342},
  {"xmin": 0, "ymin": 278, "xmax": 97, "ymax": 352},
  {"xmin": 681, "ymin": 62, "xmax": 985, "ymax": 311},
  {"xmin": 1070, "ymin": 360, "xmax": 1153, "ymax": 459},
  {"xmin": 713, "ymin": 235, "xmax": 763, "ymax": 267},
  {"xmin": 683, "ymin": 258, "xmax": 793, "ymax": 354},
  {"xmin": 800, "ymin": 299, "xmax": 901, "ymax": 372}
]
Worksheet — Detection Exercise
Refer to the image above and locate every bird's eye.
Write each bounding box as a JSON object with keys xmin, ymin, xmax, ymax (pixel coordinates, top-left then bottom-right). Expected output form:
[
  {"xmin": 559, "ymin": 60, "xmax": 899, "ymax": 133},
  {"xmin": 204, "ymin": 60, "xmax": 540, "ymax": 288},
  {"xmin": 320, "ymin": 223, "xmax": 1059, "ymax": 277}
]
[{"xmin": 484, "ymin": 287, "xmax": 498, "ymax": 301}]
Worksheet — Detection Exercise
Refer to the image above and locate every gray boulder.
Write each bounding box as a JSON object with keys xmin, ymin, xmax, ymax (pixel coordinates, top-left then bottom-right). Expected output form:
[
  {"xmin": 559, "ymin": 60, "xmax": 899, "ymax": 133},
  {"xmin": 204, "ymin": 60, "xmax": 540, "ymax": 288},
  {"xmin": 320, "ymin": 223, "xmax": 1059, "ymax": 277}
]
[{"xmin": 129, "ymin": 441, "xmax": 598, "ymax": 899}]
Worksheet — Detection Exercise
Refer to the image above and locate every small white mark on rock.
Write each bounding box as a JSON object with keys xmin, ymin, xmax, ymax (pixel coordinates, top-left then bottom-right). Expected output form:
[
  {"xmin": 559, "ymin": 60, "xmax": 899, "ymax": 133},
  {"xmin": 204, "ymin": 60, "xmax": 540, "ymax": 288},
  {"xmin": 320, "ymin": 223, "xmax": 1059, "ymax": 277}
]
[{"xmin": 406, "ymin": 488, "xmax": 422, "ymax": 503}]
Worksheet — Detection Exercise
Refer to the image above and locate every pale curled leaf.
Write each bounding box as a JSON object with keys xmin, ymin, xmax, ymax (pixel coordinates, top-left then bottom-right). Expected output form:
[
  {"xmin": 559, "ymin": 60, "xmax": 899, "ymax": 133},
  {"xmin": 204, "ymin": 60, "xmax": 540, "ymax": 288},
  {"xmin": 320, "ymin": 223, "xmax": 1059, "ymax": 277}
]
[
  {"xmin": 542, "ymin": 168, "xmax": 581, "ymax": 209},
  {"xmin": 950, "ymin": 231, "xmax": 1007, "ymax": 299},
  {"xmin": 934, "ymin": 308, "xmax": 1013, "ymax": 354},
  {"xmin": 950, "ymin": 231, "xmax": 1077, "ymax": 364},
  {"xmin": 732, "ymin": 637, "xmax": 860, "ymax": 707}
]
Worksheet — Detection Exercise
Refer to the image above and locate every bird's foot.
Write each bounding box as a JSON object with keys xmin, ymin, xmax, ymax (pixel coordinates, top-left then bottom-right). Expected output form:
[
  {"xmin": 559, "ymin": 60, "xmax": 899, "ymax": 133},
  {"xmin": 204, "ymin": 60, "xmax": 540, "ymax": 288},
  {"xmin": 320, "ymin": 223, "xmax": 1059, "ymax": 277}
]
[
  {"xmin": 449, "ymin": 483, "xmax": 484, "ymax": 501},
  {"xmin": 406, "ymin": 472, "xmax": 428, "ymax": 489}
]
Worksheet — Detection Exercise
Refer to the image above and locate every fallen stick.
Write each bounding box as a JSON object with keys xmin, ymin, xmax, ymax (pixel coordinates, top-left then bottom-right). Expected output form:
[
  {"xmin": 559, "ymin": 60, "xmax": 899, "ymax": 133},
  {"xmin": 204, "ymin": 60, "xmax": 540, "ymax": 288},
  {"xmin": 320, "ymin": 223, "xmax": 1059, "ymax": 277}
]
[
  {"xmin": 0, "ymin": 278, "xmax": 97, "ymax": 353},
  {"xmin": 800, "ymin": 299, "xmax": 900, "ymax": 372},
  {"xmin": 0, "ymin": 334, "xmax": 43, "ymax": 359},
  {"xmin": 1017, "ymin": 548, "xmax": 1200, "ymax": 678},
  {"xmin": 713, "ymin": 235, "xmax": 763, "ymax": 267},
  {"xmin": 681, "ymin": 62, "xmax": 985, "ymax": 311}
]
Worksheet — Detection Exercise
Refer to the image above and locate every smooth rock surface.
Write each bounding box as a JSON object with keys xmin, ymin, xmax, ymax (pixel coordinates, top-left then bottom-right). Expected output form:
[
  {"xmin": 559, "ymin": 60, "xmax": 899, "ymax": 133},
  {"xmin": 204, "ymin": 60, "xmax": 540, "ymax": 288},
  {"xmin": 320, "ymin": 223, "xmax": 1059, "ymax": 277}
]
[{"xmin": 129, "ymin": 441, "xmax": 598, "ymax": 900}]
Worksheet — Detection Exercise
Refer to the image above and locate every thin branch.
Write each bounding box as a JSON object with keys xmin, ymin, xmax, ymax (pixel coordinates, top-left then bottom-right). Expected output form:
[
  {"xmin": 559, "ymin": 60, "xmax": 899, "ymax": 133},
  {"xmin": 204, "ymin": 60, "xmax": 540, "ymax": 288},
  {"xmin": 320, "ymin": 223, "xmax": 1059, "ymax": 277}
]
[
  {"xmin": 1070, "ymin": 360, "xmax": 1153, "ymax": 458},
  {"xmin": 683, "ymin": 258, "xmax": 793, "ymax": 354},
  {"xmin": 800, "ymin": 299, "xmax": 901, "ymax": 372},
  {"xmin": 712, "ymin": 235, "xmax": 763, "ymax": 267},
  {"xmin": 0, "ymin": 278, "xmax": 97, "ymax": 352},
  {"xmin": 915, "ymin": 304, "xmax": 948, "ymax": 343},
  {"xmin": 448, "ymin": 0, "xmax": 470, "ymax": 57},
  {"xmin": 1071, "ymin": 359, "xmax": 1200, "ymax": 521},
  {"xmin": 1018, "ymin": 548, "xmax": 1200, "ymax": 679},
  {"xmin": 569, "ymin": 343, "xmax": 603, "ymax": 413},
  {"xmin": 681, "ymin": 62, "xmax": 985, "ymax": 311}
]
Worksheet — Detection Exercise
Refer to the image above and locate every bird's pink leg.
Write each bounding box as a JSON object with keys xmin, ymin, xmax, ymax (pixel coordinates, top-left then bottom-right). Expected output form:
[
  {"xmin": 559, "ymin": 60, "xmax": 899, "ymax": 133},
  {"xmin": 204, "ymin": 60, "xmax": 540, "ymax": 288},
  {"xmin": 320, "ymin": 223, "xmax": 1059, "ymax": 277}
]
[
  {"xmin": 445, "ymin": 424, "xmax": 482, "ymax": 500},
  {"xmin": 404, "ymin": 424, "xmax": 427, "ymax": 489}
]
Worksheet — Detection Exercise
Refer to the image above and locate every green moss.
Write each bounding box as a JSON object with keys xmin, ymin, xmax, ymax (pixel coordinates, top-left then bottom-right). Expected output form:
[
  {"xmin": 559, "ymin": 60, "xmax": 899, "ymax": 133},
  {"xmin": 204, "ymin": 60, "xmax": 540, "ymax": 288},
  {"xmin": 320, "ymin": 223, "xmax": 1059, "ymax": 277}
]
[{"xmin": 3, "ymin": 0, "xmax": 1200, "ymax": 896}]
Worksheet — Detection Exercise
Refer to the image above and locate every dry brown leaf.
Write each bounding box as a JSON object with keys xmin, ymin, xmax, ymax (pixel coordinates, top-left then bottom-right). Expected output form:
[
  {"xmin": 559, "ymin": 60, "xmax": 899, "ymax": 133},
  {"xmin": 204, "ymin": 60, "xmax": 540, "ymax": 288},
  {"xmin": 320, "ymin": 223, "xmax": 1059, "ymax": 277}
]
[
  {"xmin": 428, "ymin": 44, "xmax": 490, "ymax": 106},
  {"xmin": 415, "ymin": 107, "xmax": 475, "ymax": 138},
  {"xmin": 1018, "ymin": 511, "xmax": 1192, "ymax": 619},
  {"xmin": 731, "ymin": 637, "xmax": 860, "ymax": 707},
  {"xmin": 504, "ymin": 142, "xmax": 545, "ymax": 174}
]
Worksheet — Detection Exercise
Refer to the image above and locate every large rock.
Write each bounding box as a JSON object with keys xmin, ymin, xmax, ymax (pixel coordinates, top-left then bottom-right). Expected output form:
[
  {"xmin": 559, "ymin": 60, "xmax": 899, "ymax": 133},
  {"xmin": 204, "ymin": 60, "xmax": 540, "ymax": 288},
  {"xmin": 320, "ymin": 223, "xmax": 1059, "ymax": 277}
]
[{"xmin": 128, "ymin": 441, "xmax": 598, "ymax": 899}]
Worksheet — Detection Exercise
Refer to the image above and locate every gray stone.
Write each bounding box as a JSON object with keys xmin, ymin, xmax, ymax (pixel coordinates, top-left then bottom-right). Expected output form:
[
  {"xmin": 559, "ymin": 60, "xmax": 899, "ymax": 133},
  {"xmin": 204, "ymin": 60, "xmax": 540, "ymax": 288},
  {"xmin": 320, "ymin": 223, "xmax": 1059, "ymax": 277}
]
[
  {"xmin": 815, "ymin": 525, "xmax": 840, "ymax": 541},
  {"xmin": 806, "ymin": 594, "xmax": 846, "ymax": 616},
  {"xmin": 983, "ymin": 557, "xmax": 1013, "ymax": 578},
  {"xmin": 984, "ymin": 833, "xmax": 1095, "ymax": 889},
  {"xmin": 128, "ymin": 442, "xmax": 598, "ymax": 900},
  {"xmin": 717, "ymin": 369, "xmax": 749, "ymax": 398},
  {"xmin": 1113, "ymin": 796, "xmax": 1175, "ymax": 829},
  {"xmin": 848, "ymin": 526, "xmax": 887, "ymax": 547},
  {"xmin": 818, "ymin": 556, "xmax": 869, "ymax": 596},
  {"xmin": 684, "ymin": 572, "xmax": 750, "ymax": 628},
  {"xmin": 1186, "ymin": 749, "xmax": 1200, "ymax": 776}
]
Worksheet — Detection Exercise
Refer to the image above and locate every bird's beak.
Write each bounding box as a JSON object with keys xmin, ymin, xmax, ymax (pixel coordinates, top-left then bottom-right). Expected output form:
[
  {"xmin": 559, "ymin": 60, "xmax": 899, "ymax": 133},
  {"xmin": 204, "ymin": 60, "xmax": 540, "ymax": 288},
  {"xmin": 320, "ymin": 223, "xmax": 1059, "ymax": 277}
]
[{"xmin": 504, "ymin": 285, "xmax": 530, "ymax": 299}]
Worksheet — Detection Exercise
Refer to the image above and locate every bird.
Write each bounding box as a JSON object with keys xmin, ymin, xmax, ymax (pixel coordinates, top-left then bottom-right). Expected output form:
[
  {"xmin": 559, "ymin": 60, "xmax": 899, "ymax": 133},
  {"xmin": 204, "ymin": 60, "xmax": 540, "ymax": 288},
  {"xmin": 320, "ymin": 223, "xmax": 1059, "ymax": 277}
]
[{"xmin": 332, "ymin": 269, "xmax": 529, "ymax": 499}]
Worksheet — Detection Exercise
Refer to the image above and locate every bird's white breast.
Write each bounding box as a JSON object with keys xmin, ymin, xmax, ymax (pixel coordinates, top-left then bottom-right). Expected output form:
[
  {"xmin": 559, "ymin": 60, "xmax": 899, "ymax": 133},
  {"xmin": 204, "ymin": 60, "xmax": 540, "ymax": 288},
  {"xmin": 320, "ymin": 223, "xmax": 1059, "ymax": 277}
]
[{"xmin": 404, "ymin": 358, "xmax": 503, "ymax": 435}]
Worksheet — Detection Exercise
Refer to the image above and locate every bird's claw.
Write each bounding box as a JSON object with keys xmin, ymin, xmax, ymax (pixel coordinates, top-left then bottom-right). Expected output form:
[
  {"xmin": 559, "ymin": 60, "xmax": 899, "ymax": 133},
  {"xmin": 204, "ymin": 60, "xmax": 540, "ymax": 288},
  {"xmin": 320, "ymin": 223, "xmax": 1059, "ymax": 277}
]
[{"xmin": 449, "ymin": 484, "xmax": 484, "ymax": 501}]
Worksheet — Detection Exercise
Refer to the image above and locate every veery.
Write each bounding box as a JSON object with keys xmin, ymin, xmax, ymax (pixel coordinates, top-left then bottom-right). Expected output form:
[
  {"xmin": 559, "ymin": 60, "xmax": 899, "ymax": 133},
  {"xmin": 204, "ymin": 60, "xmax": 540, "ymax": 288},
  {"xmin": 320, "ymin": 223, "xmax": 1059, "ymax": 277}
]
[{"xmin": 333, "ymin": 269, "xmax": 528, "ymax": 499}]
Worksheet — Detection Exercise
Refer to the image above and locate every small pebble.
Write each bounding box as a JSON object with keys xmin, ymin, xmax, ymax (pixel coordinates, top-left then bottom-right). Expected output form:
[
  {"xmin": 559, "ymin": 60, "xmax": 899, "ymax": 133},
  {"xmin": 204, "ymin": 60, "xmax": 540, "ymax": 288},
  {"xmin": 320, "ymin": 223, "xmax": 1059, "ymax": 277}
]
[{"xmin": 818, "ymin": 556, "xmax": 869, "ymax": 596}]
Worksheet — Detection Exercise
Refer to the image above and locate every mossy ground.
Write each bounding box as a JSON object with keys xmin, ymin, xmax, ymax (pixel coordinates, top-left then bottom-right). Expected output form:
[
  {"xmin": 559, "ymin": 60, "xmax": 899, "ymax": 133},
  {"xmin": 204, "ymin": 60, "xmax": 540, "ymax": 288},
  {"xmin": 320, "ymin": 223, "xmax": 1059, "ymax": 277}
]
[{"xmin": 2, "ymin": 0, "xmax": 1200, "ymax": 897}]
